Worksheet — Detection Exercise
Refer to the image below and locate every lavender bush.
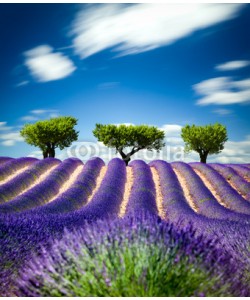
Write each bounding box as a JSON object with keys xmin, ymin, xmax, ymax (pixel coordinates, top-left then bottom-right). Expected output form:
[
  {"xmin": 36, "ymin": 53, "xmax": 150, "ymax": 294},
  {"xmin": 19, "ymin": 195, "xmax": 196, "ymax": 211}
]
[
  {"xmin": 125, "ymin": 160, "xmax": 157, "ymax": 216},
  {"xmin": 15, "ymin": 214, "xmax": 247, "ymax": 297},
  {"xmin": 29, "ymin": 157, "xmax": 105, "ymax": 214},
  {"xmin": 67, "ymin": 158, "xmax": 126, "ymax": 222},
  {"xmin": 0, "ymin": 158, "xmax": 81, "ymax": 213},
  {"xmin": 226, "ymin": 164, "xmax": 250, "ymax": 179},
  {"xmin": 0, "ymin": 157, "xmax": 14, "ymax": 165},
  {"xmin": 172, "ymin": 162, "xmax": 250, "ymax": 222},
  {"xmin": 0, "ymin": 157, "xmax": 37, "ymax": 181},
  {"xmin": 191, "ymin": 162, "xmax": 250, "ymax": 215},
  {"xmin": 149, "ymin": 160, "xmax": 203, "ymax": 224},
  {"xmin": 0, "ymin": 158, "xmax": 60, "ymax": 204},
  {"xmin": 210, "ymin": 163, "xmax": 250, "ymax": 201}
]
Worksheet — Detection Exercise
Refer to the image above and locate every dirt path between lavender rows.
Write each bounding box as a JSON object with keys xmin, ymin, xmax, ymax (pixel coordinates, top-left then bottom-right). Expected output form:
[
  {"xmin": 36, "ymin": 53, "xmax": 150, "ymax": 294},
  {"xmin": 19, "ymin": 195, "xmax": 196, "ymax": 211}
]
[
  {"xmin": 172, "ymin": 167, "xmax": 199, "ymax": 213},
  {"xmin": 150, "ymin": 167, "xmax": 166, "ymax": 220},
  {"xmin": 192, "ymin": 168, "xmax": 230, "ymax": 209}
]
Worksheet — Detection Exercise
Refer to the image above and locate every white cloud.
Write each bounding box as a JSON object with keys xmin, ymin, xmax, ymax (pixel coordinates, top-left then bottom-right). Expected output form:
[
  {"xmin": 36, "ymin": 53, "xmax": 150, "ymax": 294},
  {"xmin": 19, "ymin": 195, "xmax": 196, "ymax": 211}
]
[
  {"xmin": 24, "ymin": 45, "xmax": 76, "ymax": 82},
  {"xmin": 215, "ymin": 60, "xmax": 250, "ymax": 71},
  {"xmin": 194, "ymin": 76, "xmax": 250, "ymax": 105},
  {"xmin": 159, "ymin": 124, "xmax": 182, "ymax": 137},
  {"xmin": 71, "ymin": 4, "xmax": 243, "ymax": 59},
  {"xmin": 31, "ymin": 109, "xmax": 58, "ymax": 115},
  {"xmin": 213, "ymin": 109, "xmax": 232, "ymax": 115},
  {"xmin": 0, "ymin": 122, "xmax": 12, "ymax": 131},
  {"xmin": 27, "ymin": 150, "xmax": 43, "ymax": 159},
  {"xmin": 20, "ymin": 115, "xmax": 39, "ymax": 122},
  {"xmin": 2, "ymin": 140, "xmax": 15, "ymax": 146},
  {"xmin": 16, "ymin": 80, "xmax": 29, "ymax": 87},
  {"xmin": 0, "ymin": 131, "xmax": 24, "ymax": 147},
  {"xmin": 18, "ymin": 109, "xmax": 60, "ymax": 124}
]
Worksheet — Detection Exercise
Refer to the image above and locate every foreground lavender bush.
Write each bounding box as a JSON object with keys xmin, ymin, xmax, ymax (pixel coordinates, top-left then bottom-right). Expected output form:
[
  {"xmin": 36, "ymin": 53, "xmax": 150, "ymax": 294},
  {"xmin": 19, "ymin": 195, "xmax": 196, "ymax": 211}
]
[
  {"xmin": 0, "ymin": 157, "xmax": 37, "ymax": 181},
  {"xmin": 15, "ymin": 214, "xmax": 247, "ymax": 297},
  {"xmin": 125, "ymin": 160, "xmax": 157, "ymax": 216}
]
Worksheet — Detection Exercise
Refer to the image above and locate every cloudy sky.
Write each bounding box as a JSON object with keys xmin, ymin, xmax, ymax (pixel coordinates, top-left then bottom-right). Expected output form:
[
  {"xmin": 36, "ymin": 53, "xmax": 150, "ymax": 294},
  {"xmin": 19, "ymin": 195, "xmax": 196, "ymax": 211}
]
[{"xmin": 0, "ymin": 3, "xmax": 250, "ymax": 163}]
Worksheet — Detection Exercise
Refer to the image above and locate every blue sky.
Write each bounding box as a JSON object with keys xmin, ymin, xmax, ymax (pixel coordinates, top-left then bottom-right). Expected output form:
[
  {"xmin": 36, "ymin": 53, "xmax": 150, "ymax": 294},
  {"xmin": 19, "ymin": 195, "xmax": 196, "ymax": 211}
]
[{"xmin": 0, "ymin": 3, "xmax": 250, "ymax": 163}]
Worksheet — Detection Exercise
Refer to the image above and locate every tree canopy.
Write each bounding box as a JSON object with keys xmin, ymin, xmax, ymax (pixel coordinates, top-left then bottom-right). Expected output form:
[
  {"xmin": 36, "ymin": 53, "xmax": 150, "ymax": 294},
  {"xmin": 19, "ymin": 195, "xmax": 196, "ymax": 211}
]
[
  {"xmin": 181, "ymin": 123, "xmax": 228, "ymax": 163},
  {"xmin": 93, "ymin": 124, "xmax": 165, "ymax": 165},
  {"xmin": 20, "ymin": 116, "xmax": 79, "ymax": 158}
]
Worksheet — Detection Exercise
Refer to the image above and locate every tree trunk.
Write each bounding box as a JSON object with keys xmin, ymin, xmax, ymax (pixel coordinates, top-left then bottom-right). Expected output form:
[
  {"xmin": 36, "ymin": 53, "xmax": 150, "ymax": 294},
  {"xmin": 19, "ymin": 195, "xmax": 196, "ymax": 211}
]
[
  {"xmin": 48, "ymin": 147, "xmax": 55, "ymax": 158},
  {"xmin": 43, "ymin": 149, "xmax": 49, "ymax": 158},
  {"xmin": 117, "ymin": 146, "xmax": 142, "ymax": 166},
  {"xmin": 199, "ymin": 151, "xmax": 208, "ymax": 163},
  {"xmin": 123, "ymin": 156, "xmax": 131, "ymax": 166}
]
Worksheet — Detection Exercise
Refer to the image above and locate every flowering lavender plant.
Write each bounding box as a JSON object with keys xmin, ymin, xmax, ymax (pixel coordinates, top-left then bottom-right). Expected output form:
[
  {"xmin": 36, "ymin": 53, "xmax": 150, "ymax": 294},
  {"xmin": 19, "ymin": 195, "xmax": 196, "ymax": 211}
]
[
  {"xmin": 191, "ymin": 162, "xmax": 250, "ymax": 215},
  {"xmin": 0, "ymin": 158, "xmax": 60, "ymax": 204},
  {"xmin": 0, "ymin": 157, "xmax": 14, "ymax": 166},
  {"xmin": 0, "ymin": 157, "xmax": 37, "ymax": 181},
  {"xmin": 125, "ymin": 160, "xmax": 157, "ymax": 216},
  {"xmin": 210, "ymin": 163, "xmax": 250, "ymax": 201},
  {"xmin": 0, "ymin": 158, "xmax": 82, "ymax": 213},
  {"xmin": 226, "ymin": 164, "xmax": 250, "ymax": 179},
  {"xmin": 32, "ymin": 157, "xmax": 105, "ymax": 214},
  {"xmin": 69, "ymin": 158, "xmax": 126, "ymax": 222},
  {"xmin": 14, "ymin": 214, "xmax": 247, "ymax": 297}
]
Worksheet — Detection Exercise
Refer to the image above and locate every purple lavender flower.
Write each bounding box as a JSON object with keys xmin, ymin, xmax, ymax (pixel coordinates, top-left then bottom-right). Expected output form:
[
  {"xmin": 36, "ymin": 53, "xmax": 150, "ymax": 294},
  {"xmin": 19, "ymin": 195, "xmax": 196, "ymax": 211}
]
[
  {"xmin": 0, "ymin": 157, "xmax": 38, "ymax": 181},
  {"xmin": 0, "ymin": 158, "xmax": 60, "ymax": 204},
  {"xmin": 0, "ymin": 157, "xmax": 14, "ymax": 166},
  {"xmin": 190, "ymin": 162, "xmax": 250, "ymax": 215},
  {"xmin": 125, "ymin": 160, "xmax": 158, "ymax": 216},
  {"xmin": 31, "ymin": 157, "xmax": 105, "ymax": 214},
  {"xmin": 210, "ymin": 163, "xmax": 250, "ymax": 201},
  {"xmin": 0, "ymin": 158, "xmax": 81, "ymax": 213}
]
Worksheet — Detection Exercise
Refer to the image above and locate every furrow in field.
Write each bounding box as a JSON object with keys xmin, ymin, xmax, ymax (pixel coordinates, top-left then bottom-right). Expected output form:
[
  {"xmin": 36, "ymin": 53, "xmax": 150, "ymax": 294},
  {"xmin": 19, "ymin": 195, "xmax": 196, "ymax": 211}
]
[
  {"xmin": 172, "ymin": 167, "xmax": 199, "ymax": 213},
  {"xmin": 27, "ymin": 157, "xmax": 105, "ymax": 214},
  {"xmin": 150, "ymin": 166, "xmax": 166, "ymax": 220},
  {"xmin": 0, "ymin": 157, "xmax": 38, "ymax": 182},
  {"xmin": 48, "ymin": 165, "xmax": 84, "ymax": 203},
  {"xmin": 193, "ymin": 168, "xmax": 229, "ymax": 209},
  {"xmin": 190, "ymin": 163, "xmax": 250, "ymax": 215},
  {"xmin": 119, "ymin": 166, "xmax": 134, "ymax": 218},
  {"xmin": 0, "ymin": 158, "xmax": 60, "ymax": 205},
  {"xmin": 73, "ymin": 158, "xmax": 126, "ymax": 219},
  {"xmin": 227, "ymin": 180, "xmax": 249, "ymax": 201},
  {"xmin": 210, "ymin": 164, "xmax": 250, "ymax": 202},
  {"xmin": 86, "ymin": 166, "xmax": 107, "ymax": 204},
  {"xmin": 227, "ymin": 165, "xmax": 250, "ymax": 182},
  {"xmin": 0, "ymin": 158, "xmax": 80, "ymax": 213},
  {"xmin": 18, "ymin": 165, "xmax": 58, "ymax": 197},
  {"xmin": 0, "ymin": 166, "xmax": 30, "ymax": 186}
]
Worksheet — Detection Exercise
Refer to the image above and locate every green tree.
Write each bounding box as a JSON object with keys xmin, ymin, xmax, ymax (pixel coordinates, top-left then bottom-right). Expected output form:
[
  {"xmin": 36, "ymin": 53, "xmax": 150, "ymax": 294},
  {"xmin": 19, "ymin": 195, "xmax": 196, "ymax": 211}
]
[
  {"xmin": 93, "ymin": 124, "xmax": 165, "ymax": 165},
  {"xmin": 20, "ymin": 116, "xmax": 79, "ymax": 158},
  {"xmin": 181, "ymin": 123, "xmax": 228, "ymax": 163}
]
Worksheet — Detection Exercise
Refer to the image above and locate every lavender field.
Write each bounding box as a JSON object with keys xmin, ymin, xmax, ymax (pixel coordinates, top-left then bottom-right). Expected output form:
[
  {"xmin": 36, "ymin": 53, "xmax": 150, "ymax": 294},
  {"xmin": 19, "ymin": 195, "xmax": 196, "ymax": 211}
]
[{"xmin": 0, "ymin": 156, "xmax": 250, "ymax": 296}]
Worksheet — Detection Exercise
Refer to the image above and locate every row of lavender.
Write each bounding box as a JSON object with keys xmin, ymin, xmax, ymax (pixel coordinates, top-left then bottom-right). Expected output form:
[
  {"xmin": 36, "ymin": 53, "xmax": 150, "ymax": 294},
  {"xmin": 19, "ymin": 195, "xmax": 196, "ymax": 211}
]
[{"xmin": 0, "ymin": 157, "xmax": 249, "ymax": 221}]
